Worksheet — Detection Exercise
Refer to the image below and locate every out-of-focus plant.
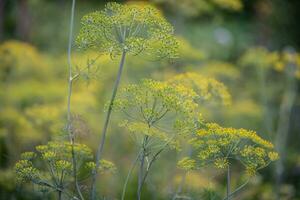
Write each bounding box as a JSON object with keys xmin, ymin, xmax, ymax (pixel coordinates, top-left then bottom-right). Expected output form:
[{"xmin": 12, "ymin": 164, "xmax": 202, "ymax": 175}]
[
  {"xmin": 76, "ymin": 3, "xmax": 178, "ymax": 198},
  {"xmin": 198, "ymin": 61, "xmax": 240, "ymax": 83},
  {"xmin": 240, "ymin": 47, "xmax": 300, "ymax": 199},
  {"xmin": 15, "ymin": 141, "xmax": 115, "ymax": 200},
  {"xmin": 0, "ymin": 40, "xmax": 48, "ymax": 82},
  {"xmin": 168, "ymin": 72, "xmax": 231, "ymax": 106},
  {"xmin": 113, "ymin": 78, "xmax": 202, "ymax": 200},
  {"xmin": 150, "ymin": 0, "xmax": 243, "ymax": 18},
  {"xmin": 178, "ymin": 123, "xmax": 279, "ymax": 200}
]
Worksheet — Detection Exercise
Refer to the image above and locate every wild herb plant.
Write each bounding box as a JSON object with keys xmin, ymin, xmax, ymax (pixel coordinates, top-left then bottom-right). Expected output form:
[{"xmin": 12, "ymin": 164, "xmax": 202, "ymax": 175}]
[
  {"xmin": 168, "ymin": 72, "xmax": 232, "ymax": 200},
  {"xmin": 14, "ymin": 1, "xmax": 115, "ymax": 199},
  {"xmin": 113, "ymin": 78, "xmax": 203, "ymax": 200},
  {"xmin": 178, "ymin": 123, "xmax": 279, "ymax": 200},
  {"xmin": 14, "ymin": 141, "xmax": 115, "ymax": 200},
  {"xmin": 76, "ymin": 3, "xmax": 178, "ymax": 199}
]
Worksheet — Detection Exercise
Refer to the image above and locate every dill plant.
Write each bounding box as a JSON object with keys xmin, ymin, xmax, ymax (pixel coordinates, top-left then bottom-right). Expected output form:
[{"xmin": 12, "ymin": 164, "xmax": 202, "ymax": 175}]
[
  {"xmin": 15, "ymin": 1, "xmax": 115, "ymax": 199},
  {"xmin": 14, "ymin": 142, "xmax": 115, "ymax": 200},
  {"xmin": 113, "ymin": 78, "xmax": 203, "ymax": 200},
  {"xmin": 168, "ymin": 72, "xmax": 232, "ymax": 200},
  {"xmin": 178, "ymin": 123, "xmax": 279, "ymax": 200},
  {"xmin": 76, "ymin": 2, "xmax": 178, "ymax": 199}
]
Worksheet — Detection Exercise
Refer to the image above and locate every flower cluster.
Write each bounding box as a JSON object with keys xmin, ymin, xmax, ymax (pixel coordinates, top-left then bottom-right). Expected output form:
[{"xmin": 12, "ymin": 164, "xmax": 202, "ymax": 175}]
[
  {"xmin": 178, "ymin": 123, "xmax": 278, "ymax": 175},
  {"xmin": 113, "ymin": 79, "xmax": 203, "ymax": 151},
  {"xmin": 76, "ymin": 2, "xmax": 178, "ymax": 59},
  {"xmin": 167, "ymin": 72, "xmax": 231, "ymax": 105},
  {"xmin": 15, "ymin": 141, "xmax": 115, "ymax": 192}
]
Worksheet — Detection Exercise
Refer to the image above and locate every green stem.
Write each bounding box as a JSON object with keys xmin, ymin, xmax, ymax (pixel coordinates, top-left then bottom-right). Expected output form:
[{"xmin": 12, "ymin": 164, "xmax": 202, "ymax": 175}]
[
  {"xmin": 121, "ymin": 151, "xmax": 142, "ymax": 200},
  {"xmin": 137, "ymin": 146, "xmax": 146, "ymax": 200},
  {"xmin": 58, "ymin": 190, "xmax": 62, "ymax": 200},
  {"xmin": 91, "ymin": 50, "xmax": 127, "ymax": 200},
  {"xmin": 227, "ymin": 165, "xmax": 231, "ymax": 200},
  {"xmin": 275, "ymin": 62, "xmax": 297, "ymax": 200},
  {"xmin": 66, "ymin": 0, "xmax": 84, "ymax": 199}
]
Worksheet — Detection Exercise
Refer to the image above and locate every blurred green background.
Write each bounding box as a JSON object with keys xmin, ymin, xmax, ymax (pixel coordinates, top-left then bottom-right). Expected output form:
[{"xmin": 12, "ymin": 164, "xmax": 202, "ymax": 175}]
[{"xmin": 0, "ymin": 0, "xmax": 300, "ymax": 199}]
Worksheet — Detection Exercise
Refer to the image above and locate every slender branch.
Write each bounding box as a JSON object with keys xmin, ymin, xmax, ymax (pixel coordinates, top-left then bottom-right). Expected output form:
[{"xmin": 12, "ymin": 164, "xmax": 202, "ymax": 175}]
[
  {"xmin": 137, "ymin": 148, "xmax": 146, "ymax": 200},
  {"xmin": 140, "ymin": 136, "xmax": 175, "ymax": 190},
  {"xmin": 137, "ymin": 136, "xmax": 147, "ymax": 200},
  {"xmin": 121, "ymin": 150, "xmax": 142, "ymax": 200},
  {"xmin": 222, "ymin": 179, "xmax": 249, "ymax": 200},
  {"xmin": 66, "ymin": 0, "xmax": 84, "ymax": 199},
  {"xmin": 91, "ymin": 50, "xmax": 127, "ymax": 200}
]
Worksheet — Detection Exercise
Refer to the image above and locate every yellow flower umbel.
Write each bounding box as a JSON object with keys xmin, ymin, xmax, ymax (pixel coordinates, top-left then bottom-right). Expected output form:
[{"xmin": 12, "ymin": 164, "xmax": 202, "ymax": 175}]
[
  {"xmin": 181, "ymin": 123, "xmax": 278, "ymax": 171},
  {"xmin": 76, "ymin": 2, "xmax": 178, "ymax": 60},
  {"xmin": 15, "ymin": 141, "xmax": 115, "ymax": 197},
  {"xmin": 178, "ymin": 123, "xmax": 278, "ymax": 199},
  {"xmin": 114, "ymin": 78, "xmax": 203, "ymax": 150},
  {"xmin": 168, "ymin": 72, "xmax": 231, "ymax": 105}
]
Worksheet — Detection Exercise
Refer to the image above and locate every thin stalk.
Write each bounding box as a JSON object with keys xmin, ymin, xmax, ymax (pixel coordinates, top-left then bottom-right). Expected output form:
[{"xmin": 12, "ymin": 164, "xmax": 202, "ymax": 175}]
[
  {"xmin": 58, "ymin": 190, "xmax": 62, "ymax": 200},
  {"xmin": 275, "ymin": 63, "xmax": 297, "ymax": 200},
  {"xmin": 226, "ymin": 165, "xmax": 231, "ymax": 200},
  {"xmin": 66, "ymin": 0, "xmax": 84, "ymax": 199},
  {"xmin": 222, "ymin": 179, "xmax": 249, "ymax": 200},
  {"xmin": 172, "ymin": 172, "xmax": 187, "ymax": 200},
  {"xmin": 257, "ymin": 67, "xmax": 273, "ymax": 139},
  {"xmin": 137, "ymin": 135, "xmax": 174, "ymax": 198},
  {"xmin": 172, "ymin": 148, "xmax": 193, "ymax": 200},
  {"xmin": 121, "ymin": 151, "xmax": 142, "ymax": 200},
  {"xmin": 137, "ymin": 147, "xmax": 146, "ymax": 200},
  {"xmin": 91, "ymin": 50, "xmax": 127, "ymax": 200}
]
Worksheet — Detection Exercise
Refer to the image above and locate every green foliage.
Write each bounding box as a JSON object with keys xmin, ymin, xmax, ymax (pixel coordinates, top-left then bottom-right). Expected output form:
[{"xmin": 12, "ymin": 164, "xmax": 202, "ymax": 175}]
[
  {"xmin": 178, "ymin": 123, "xmax": 278, "ymax": 175},
  {"xmin": 76, "ymin": 2, "xmax": 178, "ymax": 59}
]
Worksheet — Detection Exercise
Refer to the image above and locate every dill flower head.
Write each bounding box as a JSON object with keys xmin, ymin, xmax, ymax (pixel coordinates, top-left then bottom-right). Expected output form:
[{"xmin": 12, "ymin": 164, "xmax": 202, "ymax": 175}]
[
  {"xmin": 168, "ymin": 72, "xmax": 231, "ymax": 105},
  {"xmin": 178, "ymin": 123, "xmax": 278, "ymax": 174},
  {"xmin": 15, "ymin": 141, "xmax": 115, "ymax": 189},
  {"xmin": 113, "ymin": 79, "xmax": 203, "ymax": 151},
  {"xmin": 76, "ymin": 2, "xmax": 178, "ymax": 59}
]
